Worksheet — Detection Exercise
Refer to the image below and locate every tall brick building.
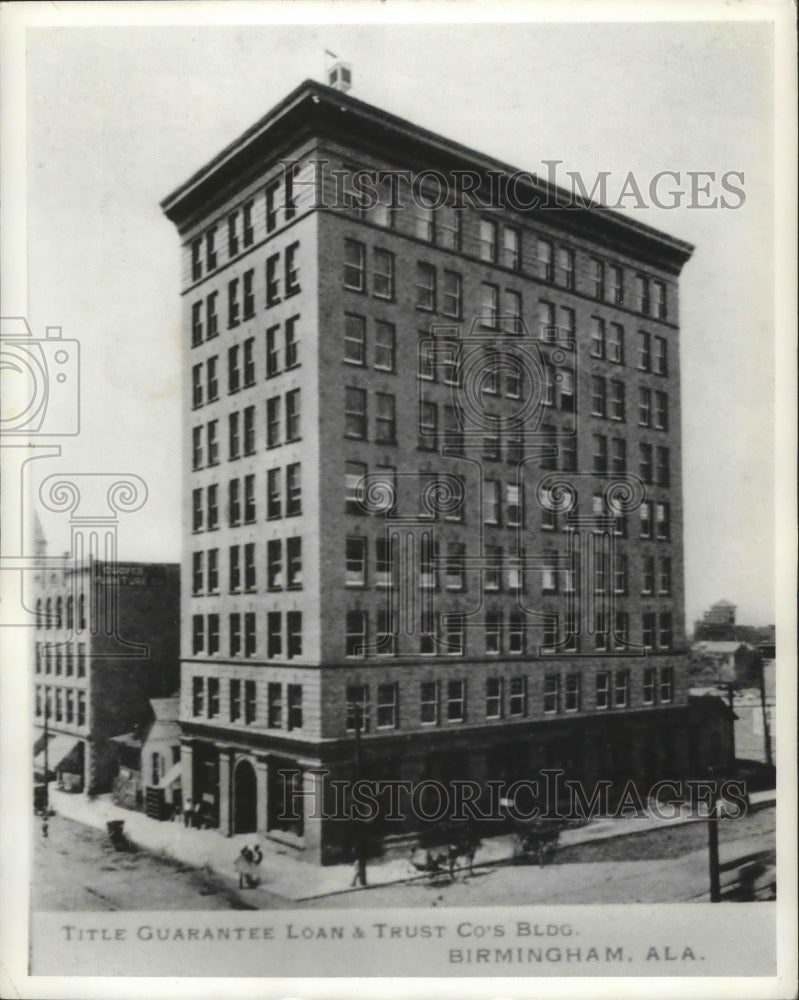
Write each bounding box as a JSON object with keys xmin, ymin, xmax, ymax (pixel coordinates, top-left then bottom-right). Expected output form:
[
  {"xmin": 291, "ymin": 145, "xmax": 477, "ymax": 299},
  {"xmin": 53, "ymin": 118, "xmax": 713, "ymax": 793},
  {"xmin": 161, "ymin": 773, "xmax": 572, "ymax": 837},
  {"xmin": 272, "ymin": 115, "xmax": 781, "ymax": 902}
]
[
  {"xmin": 162, "ymin": 76, "xmax": 697, "ymax": 862},
  {"xmin": 33, "ymin": 552, "xmax": 180, "ymax": 795}
]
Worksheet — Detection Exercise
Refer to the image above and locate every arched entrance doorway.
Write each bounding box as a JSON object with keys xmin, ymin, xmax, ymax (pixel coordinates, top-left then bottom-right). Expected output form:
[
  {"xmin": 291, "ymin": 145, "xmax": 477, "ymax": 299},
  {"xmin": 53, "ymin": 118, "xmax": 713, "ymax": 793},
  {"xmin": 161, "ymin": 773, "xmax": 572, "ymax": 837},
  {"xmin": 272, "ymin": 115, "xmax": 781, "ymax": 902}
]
[{"xmin": 233, "ymin": 758, "xmax": 257, "ymax": 834}]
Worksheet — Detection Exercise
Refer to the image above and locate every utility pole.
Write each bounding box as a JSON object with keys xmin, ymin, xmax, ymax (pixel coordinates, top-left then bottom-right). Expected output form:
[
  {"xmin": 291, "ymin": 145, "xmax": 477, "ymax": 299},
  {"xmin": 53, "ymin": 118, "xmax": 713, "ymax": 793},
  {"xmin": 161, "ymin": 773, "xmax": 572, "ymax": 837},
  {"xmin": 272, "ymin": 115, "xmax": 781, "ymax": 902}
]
[
  {"xmin": 724, "ymin": 681, "xmax": 737, "ymax": 772},
  {"xmin": 707, "ymin": 799, "xmax": 721, "ymax": 902}
]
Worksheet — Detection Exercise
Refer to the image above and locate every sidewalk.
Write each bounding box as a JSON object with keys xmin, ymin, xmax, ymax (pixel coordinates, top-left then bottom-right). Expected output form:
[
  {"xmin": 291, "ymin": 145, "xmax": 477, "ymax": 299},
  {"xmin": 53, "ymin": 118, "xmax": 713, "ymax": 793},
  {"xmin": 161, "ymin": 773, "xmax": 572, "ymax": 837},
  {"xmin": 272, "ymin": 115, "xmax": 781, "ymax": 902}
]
[{"xmin": 47, "ymin": 786, "xmax": 775, "ymax": 904}]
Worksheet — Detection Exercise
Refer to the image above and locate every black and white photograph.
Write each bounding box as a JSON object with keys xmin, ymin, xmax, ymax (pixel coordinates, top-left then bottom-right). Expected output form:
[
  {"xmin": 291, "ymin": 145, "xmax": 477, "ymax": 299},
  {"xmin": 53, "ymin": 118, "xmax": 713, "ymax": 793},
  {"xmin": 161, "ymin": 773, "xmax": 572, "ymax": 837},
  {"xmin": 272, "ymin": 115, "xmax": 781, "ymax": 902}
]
[{"xmin": 0, "ymin": 1, "xmax": 795, "ymax": 995}]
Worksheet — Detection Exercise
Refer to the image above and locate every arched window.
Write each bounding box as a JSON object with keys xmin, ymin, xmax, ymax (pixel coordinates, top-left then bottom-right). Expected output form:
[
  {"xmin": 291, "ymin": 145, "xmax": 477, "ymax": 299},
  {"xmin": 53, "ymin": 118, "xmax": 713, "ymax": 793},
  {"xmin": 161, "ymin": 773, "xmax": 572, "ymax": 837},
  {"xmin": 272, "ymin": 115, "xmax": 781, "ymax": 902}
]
[
  {"xmin": 45, "ymin": 598, "xmax": 52, "ymax": 629},
  {"xmin": 66, "ymin": 595, "xmax": 74, "ymax": 630},
  {"xmin": 55, "ymin": 596, "xmax": 63, "ymax": 629}
]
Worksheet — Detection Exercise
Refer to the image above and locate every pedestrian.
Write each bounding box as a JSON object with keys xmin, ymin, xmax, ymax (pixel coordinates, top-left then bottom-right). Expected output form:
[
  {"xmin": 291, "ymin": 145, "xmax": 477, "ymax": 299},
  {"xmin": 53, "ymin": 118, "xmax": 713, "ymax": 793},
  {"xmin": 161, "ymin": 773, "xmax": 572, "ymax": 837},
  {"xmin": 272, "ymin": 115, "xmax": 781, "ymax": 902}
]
[
  {"xmin": 183, "ymin": 797, "xmax": 193, "ymax": 828},
  {"xmin": 192, "ymin": 799, "xmax": 202, "ymax": 829},
  {"xmin": 350, "ymin": 841, "xmax": 367, "ymax": 888}
]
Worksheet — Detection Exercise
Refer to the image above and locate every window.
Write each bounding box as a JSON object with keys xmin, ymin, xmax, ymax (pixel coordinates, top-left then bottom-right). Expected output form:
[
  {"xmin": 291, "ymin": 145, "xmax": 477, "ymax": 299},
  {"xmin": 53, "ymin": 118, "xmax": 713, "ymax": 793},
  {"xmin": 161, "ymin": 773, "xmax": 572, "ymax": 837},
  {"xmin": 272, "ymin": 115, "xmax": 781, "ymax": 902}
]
[
  {"xmin": 653, "ymin": 335, "xmax": 668, "ymax": 375},
  {"xmin": 658, "ymin": 557, "xmax": 672, "ymax": 595},
  {"xmin": 501, "ymin": 225, "xmax": 520, "ymax": 270},
  {"xmin": 506, "ymin": 483, "xmax": 522, "ymax": 527},
  {"xmin": 242, "ymin": 543, "xmax": 255, "ymax": 592},
  {"xmin": 438, "ymin": 204, "xmax": 461, "ymax": 250},
  {"xmin": 376, "ymin": 609, "xmax": 397, "ymax": 655},
  {"xmin": 228, "ymin": 278, "xmax": 240, "ymax": 328},
  {"xmin": 286, "ymin": 463, "xmax": 301, "ymax": 516},
  {"xmin": 228, "ymin": 412, "xmax": 240, "ymax": 460},
  {"xmin": 244, "ymin": 680, "xmax": 256, "ymax": 724},
  {"xmin": 590, "ymin": 317, "xmax": 605, "ymax": 359},
  {"xmin": 206, "ymin": 227, "xmax": 217, "ymax": 270},
  {"xmin": 228, "ymin": 478, "xmax": 241, "ymax": 526},
  {"xmin": 229, "ymin": 545, "xmax": 241, "ymax": 592},
  {"xmin": 266, "ymin": 253, "xmax": 281, "ymax": 306},
  {"xmin": 613, "ymin": 553, "xmax": 628, "ymax": 595},
  {"xmin": 652, "ymin": 281, "xmax": 667, "ymax": 319},
  {"xmin": 266, "ymin": 324, "xmax": 281, "ymax": 376},
  {"xmin": 418, "ymin": 400, "xmax": 438, "ymax": 450},
  {"xmin": 442, "ymin": 270, "xmax": 462, "ymax": 318},
  {"xmin": 345, "ymin": 387, "xmax": 367, "ymax": 439},
  {"xmin": 346, "ymin": 685, "xmax": 370, "ymax": 732},
  {"xmin": 609, "ymin": 380, "xmax": 625, "ymax": 421},
  {"xmin": 285, "ymin": 242, "xmax": 300, "ymax": 296},
  {"xmin": 285, "ymin": 389, "xmax": 301, "ymax": 441},
  {"xmin": 481, "ymin": 283, "xmax": 499, "ymax": 327},
  {"xmin": 484, "ymin": 545, "xmax": 502, "ymax": 592},
  {"xmin": 192, "ymin": 364, "xmax": 204, "ymax": 408},
  {"xmin": 659, "ymin": 667, "xmax": 673, "ymax": 703},
  {"xmin": 446, "ymin": 680, "xmax": 466, "ymax": 722},
  {"xmin": 267, "ymin": 539, "xmax": 283, "ymax": 590},
  {"xmin": 346, "ymin": 611, "xmax": 367, "ymax": 657},
  {"xmin": 638, "ymin": 387, "xmax": 652, "ymax": 426},
  {"xmin": 420, "ymin": 609, "xmax": 438, "ymax": 656},
  {"xmin": 206, "ymin": 484, "xmax": 219, "ymax": 530},
  {"xmin": 287, "ymin": 536, "xmax": 302, "ymax": 589},
  {"xmin": 558, "ymin": 368, "xmax": 575, "ymax": 411},
  {"xmin": 637, "ymin": 331, "xmax": 651, "ymax": 371},
  {"xmin": 267, "ymin": 611, "xmax": 282, "ymax": 657},
  {"xmin": 544, "ymin": 674, "xmax": 560, "ymax": 714},
  {"xmin": 373, "ymin": 249, "xmax": 394, "ymax": 300},
  {"xmin": 608, "ymin": 323, "xmax": 624, "ymax": 364},
  {"xmin": 642, "ymin": 611, "xmax": 656, "ymax": 649},
  {"xmin": 444, "ymin": 615, "xmax": 464, "ymax": 656},
  {"xmin": 268, "ymin": 682, "xmax": 282, "ymax": 728},
  {"xmin": 207, "ymin": 614, "xmax": 220, "ymax": 654},
  {"xmin": 614, "ymin": 670, "xmax": 630, "ymax": 708},
  {"xmin": 242, "ymin": 270, "xmax": 255, "ymax": 319},
  {"xmin": 642, "ymin": 555, "xmax": 655, "ymax": 595},
  {"xmin": 420, "ymin": 681, "xmax": 439, "ymax": 725},
  {"xmin": 596, "ymin": 672, "xmax": 610, "ymax": 710},
  {"xmin": 655, "ymin": 502, "xmax": 670, "ymax": 540},
  {"xmin": 445, "ymin": 542, "xmax": 465, "ymax": 591},
  {"xmin": 504, "ymin": 289, "xmax": 523, "ymax": 334},
  {"xmin": 484, "ymin": 479, "xmax": 500, "ymax": 524},
  {"xmin": 227, "ymin": 345, "xmax": 242, "ymax": 395},
  {"xmin": 345, "ymin": 536, "xmax": 366, "ymax": 586},
  {"xmin": 441, "ymin": 337, "xmax": 460, "ymax": 385},
  {"xmin": 243, "ymin": 406, "xmax": 256, "ymax": 455},
  {"xmin": 230, "ymin": 679, "xmax": 242, "ymax": 722},
  {"xmin": 192, "ymin": 676, "xmax": 204, "ymax": 715},
  {"xmin": 590, "ymin": 258, "xmax": 605, "ymax": 299},
  {"xmin": 608, "ymin": 264, "xmax": 624, "ymax": 305},
  {"xmin": 557, "ymin": 247, "xmax": 574, "ymax": 288},
  {"xmin": 639, "ymin": 443, "xmax": 653, "ymax": 483},
  {"xmin": 565, "ymin": 674, "xmax": 581, "ymax": 712},
  {"xmin": 654, "ymin": 391, "xmax": 668, "ymax": 430},
  {"xmin": 375, "ymin": 392, "xmax": 396, "ymax": 443},
  {"xmin": 374, "ymin": 535, "xmax": 396, "ymax": 588},
  {"xmin": 419, "ymin": 535, "xmax": 438, "ymax": 590},
  {"xmin": 640, "ymin": 500, "xmax": 652, "ymax": 538},
  {"xmin": 508, "ymin": 613, "xmax": 526, "ymax": 656},
  {"xmin": 192, "ymin": 427, "xmax": 203, "ymax": 469},
  {"xmin": 285, "ymin": 316, "xmax": 299, "ymax": 368},
  {"xmin": 416, "ymin": 262, "xmax": 436, "ymax": 311},
  {"xmin": 414, "ymin": 201, "xmax": 434, "ymax": 241},
  {"xmin": 345, "ymin": 461, "xmax": 366, "ymax": 514},
  {"xmin": 485, "ymin": 612, "xmax": 502, "ymax": 655},
  {"xmin": 486, "ymin": 677, "xmax": 503, "ymax": 718},
  {"xmin": 287, "ymin": 684, "xmax": 303, "ymax": 730},
  {"xmin": 242, "ymin": 199, "xmax": 254, "ymax": 246},
  {"xmin": 343, "ymin": 313, "xmax": 366, "ymax": 366},
  {"xmin": 656, "ymin": 446, "xmax": 670, "ymax": 487},
  {"xmin": 658, "ymin": 612, "xmax": 673, "ymax": 649},
  {"xmin": 229, "ymin": 613, "xmax": 241, "ymax": 656},
  {"xmin": 593, "ymin": 434, "xmax": 608, "ymax": 474},
  {"xmin": 480, "ymin": 218, "xmax": 498, "ymax": 262},
  {"xmin": 267, "ymin": 468, "xmax": 282, "ymax": 519},
  {"xmin": 344, "ymin": 239, "xmax": 365, "ymax": 291},
  {"xmin": 374, "ymin": 321, "xmax": 395, "ymax": 371},
  {"xmin": 591, "ymin": 375, "xmax": 607, "ymax": 417},
  {"xmin": 207, "ymin": 421, "xmax": 219, "ymax": 465},
  {"xmin": 243, "ymin": 338, "xmax": 255, "ymax": 386},
  {"xmin": 611, "ymin": 437, "xmax": 626, "ymax": 474},
  {"xmin": 191, "ymin": 302, "xmax": 203, "ymax": 346},
  {"xmin": 284, "ymin": 163, "xmax": 297, "ymax": 220},
  {"xmin": 643, "ymin": 668, "xmax": 656, "ymax": 705},
  {"xmin": 206, "ymin": 293, "xmax": 219, "ymax": 339},
  {"xmin": 191, "ymin": 239, "xmax": 202, "ymax": 282},
  {"xmin": 206, "ymin": 548, "xmax": 218, "ymax": 592},
  {"xmin": 245, "ymin": 473, "xmax": 259, "ymax": 525},
  {"xmin": 376, "ymin": 684, "xmax": 398, "ymax": 728},
  {"xmin": 634, "ymin": 275, "xmax": 650, "ymax": 314},
  {"xmin": 542, "ymin": 551, "xmax": 558, "ymax": 594},
  {"xmin": 287, "ymin": 611, "xmax": 302, "ymax": 658},
  {"xmin": 538, "ymin": 238, "xmax": 553, "ymax": 281},
  {"xmin": 265, "ymin": 180, "xmax": 279, "ymax": 232}
]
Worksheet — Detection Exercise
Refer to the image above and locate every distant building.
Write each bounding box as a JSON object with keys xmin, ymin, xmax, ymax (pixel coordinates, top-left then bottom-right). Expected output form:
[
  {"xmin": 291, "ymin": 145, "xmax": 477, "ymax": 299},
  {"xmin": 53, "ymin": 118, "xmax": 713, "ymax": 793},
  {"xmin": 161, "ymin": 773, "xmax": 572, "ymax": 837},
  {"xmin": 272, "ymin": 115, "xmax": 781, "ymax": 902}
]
[
  {"xmin": 32, "ymin": 553, "xmax": 180, "ymax": 795},
  {"xmin": 689, "ymin": 639, "xmax": 762, "ymax": 688},
  {"xmin": 112, "ymin": 696, "xmax": 182, "ymax": 815},
  {"xmin": 733, "ymin": 659, "xmax": 775, "ymax": 765},
  {"xmin": 693, "ymin": 599, "xmax": 737, "ymax": 641}
]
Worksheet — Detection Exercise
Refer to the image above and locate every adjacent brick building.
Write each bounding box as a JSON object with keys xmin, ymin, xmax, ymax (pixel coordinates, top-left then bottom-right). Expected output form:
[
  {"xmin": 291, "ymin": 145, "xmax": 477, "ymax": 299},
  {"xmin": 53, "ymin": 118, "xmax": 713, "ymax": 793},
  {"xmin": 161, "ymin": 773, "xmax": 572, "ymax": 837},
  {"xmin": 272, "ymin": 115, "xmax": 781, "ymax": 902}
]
[
  {"xmin": 162, "ymin": 76, "xmax": 702, "ymax": 862},
  {"xmin": 32, "ymin": 553, "xmax": 180, "ymax": 795}
]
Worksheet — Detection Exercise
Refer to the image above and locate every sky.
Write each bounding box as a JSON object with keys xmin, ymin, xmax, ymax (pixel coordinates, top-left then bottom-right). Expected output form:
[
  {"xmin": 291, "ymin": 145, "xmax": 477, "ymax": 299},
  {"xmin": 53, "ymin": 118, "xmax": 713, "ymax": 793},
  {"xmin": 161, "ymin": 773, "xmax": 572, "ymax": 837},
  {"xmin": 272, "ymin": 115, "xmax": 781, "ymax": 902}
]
[{"xmin": 14, "ymin": 12, "xmax": 779, "ymax": 628}]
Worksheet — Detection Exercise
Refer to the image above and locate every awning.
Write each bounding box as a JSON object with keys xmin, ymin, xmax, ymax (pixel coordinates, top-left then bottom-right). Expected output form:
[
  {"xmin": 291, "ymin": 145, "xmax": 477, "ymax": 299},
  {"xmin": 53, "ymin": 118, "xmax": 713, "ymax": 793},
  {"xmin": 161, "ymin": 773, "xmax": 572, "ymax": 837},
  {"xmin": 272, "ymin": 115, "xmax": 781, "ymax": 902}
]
[
  {"xmin": 33, "ymin": 734, "xmax": 83, "ymax": 775},
  {"xmin": 158, "ymin": 760, "xmax": 182, "ymax": 788}
]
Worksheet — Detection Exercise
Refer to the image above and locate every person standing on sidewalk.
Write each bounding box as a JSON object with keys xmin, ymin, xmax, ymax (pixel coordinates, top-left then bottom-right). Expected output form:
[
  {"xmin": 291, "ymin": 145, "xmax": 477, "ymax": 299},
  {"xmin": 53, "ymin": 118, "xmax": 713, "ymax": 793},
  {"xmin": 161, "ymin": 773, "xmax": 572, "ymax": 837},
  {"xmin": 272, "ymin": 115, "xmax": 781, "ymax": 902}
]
[{"xmin": 183, "ymin": 797, "xmax": 193, "ymax": 828}]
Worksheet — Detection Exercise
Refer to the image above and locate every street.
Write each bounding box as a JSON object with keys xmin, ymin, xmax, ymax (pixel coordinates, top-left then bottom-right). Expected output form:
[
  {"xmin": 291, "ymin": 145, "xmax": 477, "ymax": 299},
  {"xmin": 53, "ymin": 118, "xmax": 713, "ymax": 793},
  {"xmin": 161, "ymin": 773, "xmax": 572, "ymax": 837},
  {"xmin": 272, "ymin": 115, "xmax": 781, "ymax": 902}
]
[{"xmin": 33, "ymin": 805, "xmax": 775, "ymax": 911}]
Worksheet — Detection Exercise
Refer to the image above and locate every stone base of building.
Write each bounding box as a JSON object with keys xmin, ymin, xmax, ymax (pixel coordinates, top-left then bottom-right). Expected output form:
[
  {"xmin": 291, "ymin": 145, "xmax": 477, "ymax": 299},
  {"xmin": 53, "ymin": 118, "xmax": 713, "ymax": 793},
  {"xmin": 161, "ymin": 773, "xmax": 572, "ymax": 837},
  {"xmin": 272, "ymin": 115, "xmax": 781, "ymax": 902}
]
[{"xmin": 181, "ymin": 702, "xmax": 733, "ymax": 865}]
